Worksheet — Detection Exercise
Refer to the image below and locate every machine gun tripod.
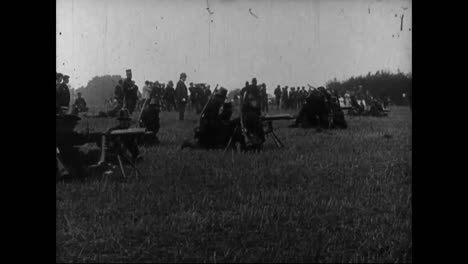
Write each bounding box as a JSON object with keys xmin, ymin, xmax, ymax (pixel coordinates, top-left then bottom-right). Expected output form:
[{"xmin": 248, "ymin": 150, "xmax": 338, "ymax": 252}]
[
  {"xmin": 90, "ymin": 127, "xmax": 146, "ymax": 179},
  {"xmin": 224, "ymin": 113, "xmax": 295, "ymax": 152}
]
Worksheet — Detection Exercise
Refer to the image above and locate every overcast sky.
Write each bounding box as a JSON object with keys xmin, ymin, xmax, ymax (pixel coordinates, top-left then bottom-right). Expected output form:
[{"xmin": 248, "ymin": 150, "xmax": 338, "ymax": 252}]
[{"xmin": 56, "ymin": 0, "xmax": 411, "ymax": 93}]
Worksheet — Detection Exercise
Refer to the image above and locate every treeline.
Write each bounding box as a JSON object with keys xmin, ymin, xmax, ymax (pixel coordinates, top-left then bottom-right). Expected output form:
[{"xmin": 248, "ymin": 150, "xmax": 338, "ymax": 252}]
[
  {"xmin": 75, "ymin": 75, "xmax": 122, "ymax": 108},
  {"xmin": 325, "ymin": 70, "xmax": 412, "ymax": 105}
]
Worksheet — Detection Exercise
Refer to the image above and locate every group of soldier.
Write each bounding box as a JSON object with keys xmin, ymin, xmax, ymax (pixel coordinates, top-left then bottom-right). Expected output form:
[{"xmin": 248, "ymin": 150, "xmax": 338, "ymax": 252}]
[
  {"xmin": 57, "ymin": 66, "xmax": 393, "ymax": 182},
  {"xmin": 56, "ymin": 72, "xmax": 88, "ymax": 115},
  {"xmin": 273, "ymin": 85, "xmax": 311, "ymax": 111}
]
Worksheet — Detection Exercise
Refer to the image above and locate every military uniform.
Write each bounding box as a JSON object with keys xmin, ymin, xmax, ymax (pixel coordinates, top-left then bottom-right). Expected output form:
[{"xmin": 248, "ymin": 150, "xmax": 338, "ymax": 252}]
[
  {"xmin": 56, "ymin": 114, "xmax": 100, "ymax": 181},
  {"xmin": 175, "ymin": 73, "xmax": 188, "ymax": 120},
  {"xmin": 73, "ymin": 96, "xmax": 88, "ymax": 113},
  {"xmin": 184, "ymin": 88, "xmax": 239, "ymax": 150},
  {"xmin": 274, "ymin": 86, "xmax": 282, "ymax": 109},
  {"xmin": 122, "ymin": 79, "xmax": 138, "ymax": 114},
  {"xmin": 240, "ymin": 80, "xmax": 265, "ymax": 148},
  {"xmin": 140, "ymin": 98, "xmax": 161, "ymax": 144},
  {"xmin": 56, "ymin": 76, "xmax": 71, "ymax": 109}
]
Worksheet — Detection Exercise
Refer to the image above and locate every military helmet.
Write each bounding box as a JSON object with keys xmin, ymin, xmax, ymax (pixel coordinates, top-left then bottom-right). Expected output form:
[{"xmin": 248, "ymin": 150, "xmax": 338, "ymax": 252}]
[{"xmin": 117, "ymin": 108, "xmax": 132, "ymax": 121}]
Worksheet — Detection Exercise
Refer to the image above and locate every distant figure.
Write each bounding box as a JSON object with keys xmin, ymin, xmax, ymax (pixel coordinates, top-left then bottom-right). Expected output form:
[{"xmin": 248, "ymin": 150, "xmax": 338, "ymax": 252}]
[
  {"xmin": 73, "ymin": 92, "xmax": 88, "ymax": 113},
  {"xmin": 281, "ymin": 86, "xmax": 289, "ymax": 110},
  {"xmin": 260, "ymin": 83, "xmax": 268, "ymax": 113},
  {"xmin": 57, "ymin": 74, "xmax": 71, "ymax": 109},
  {"xmin": 274, "ymin": 85, "xmax": 282, "ymax": 110},
  {"xmin": 240, "ymin": 77, "xmax": 265, "ymax": 148},
  {"xmin": 56, "ymin": 73, "xmax": 63, "ymax": 112},
  {"xmin": 189, "ymin": 82, "xmax": 196, "ymax": 111},
  {"xmin": 122, "ymin": 69, "xmax": 138, "ymax": 114},
  {"xmin": 164, "ymin": 80, "xmax": 176, "ymax": 112},
  {"xmin": 175, "ymin": 73, "xmax": 188, "ymax": 120},
  {"xmin": 142, "ymin": 80, "xmax": 152, "ymax": 101},
  {"xmin": 140, "ymin": 98, "xmax": 161, "ymax": 145}
]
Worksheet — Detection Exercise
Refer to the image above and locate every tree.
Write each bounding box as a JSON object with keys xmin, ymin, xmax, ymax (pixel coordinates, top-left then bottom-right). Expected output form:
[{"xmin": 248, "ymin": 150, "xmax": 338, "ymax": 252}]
[{"xmin": 76, "ymin": 75, "xmax": 122, "ymax": 109}]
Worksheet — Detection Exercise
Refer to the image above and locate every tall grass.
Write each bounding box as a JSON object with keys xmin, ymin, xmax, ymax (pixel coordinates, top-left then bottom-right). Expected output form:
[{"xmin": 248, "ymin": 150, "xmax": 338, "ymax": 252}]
[{"xmin": 57, "ymin": 107, "xmax": 412, "ymax": 263}]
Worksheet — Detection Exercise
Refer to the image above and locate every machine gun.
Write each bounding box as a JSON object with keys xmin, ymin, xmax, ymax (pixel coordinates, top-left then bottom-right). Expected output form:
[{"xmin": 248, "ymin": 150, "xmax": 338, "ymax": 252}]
[
  {"xmin": 261, "ymin": 114, "xmax": 296, "ymax": 148},
  {"xmin": 91, "ymin": 127, "xmax": 146, "ymax": 178},
  {"xmin": 224, "ymin": 113, "xmax": 295, "ymax": 152}
]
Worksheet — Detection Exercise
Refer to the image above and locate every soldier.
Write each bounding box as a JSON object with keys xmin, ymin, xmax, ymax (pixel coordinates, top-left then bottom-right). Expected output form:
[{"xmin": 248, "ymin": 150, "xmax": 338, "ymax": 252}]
[
  {"xmin": 164, "ymin": 80, "xmax": 176, "ymax": 112},
  {"xmin": 140, "ymin": 98, "xmax": 161, "ymax": 145},
  {"xmin": 56, "ymin": 73, "xmax": 63, "ymax": 112},
  {"xmin": 56, "ymin": 114, "xmax": 101, "ymax": 181},
  {"xmin": 175, "ymin": 73, "xmax": 188, "ymax": 120},
  {"xmin": 107, "ymin": 109, "xmax": 141, "ymax": 163},
  {"xmin": 260, "ymin": 83, "xmax": 268, "ymax": 113},
  {"xmin": 142, "ymin": 80, "xmax": 152, "ymax": 101},
  {"xmin": 274, "ymin": 85, "xmax": 282, "ymax": 110},
  {"xmin": 73, "ymin": 92, "xmax": 88, "ymax": 113},
  {"xmin": 122, "ymin": 69, "xmax": 138, "ymax": 114},
  {"xmin": 194, "ymin": 84, "xmax": 205, "ymax": 114},
  {"xmin": 290, "ymin": 87, "xmax": 296, "ymax": 110},
  {"xmin": 57, "ymin": 74, "xmax": 71, "ymax": 110},
  {"xmin": 189, "ymin": 82, "xmax": 196, "ymax": 111},
  {"xmin": 240, "ymin": 78, "xmax": 265, "ymax": 149},
  {"xmin": 182, "ymin": 88, "xmax": 239, "ymax": 150},
  {"xmin": 282, "ymin": 86, "xmax": 289, "ymax": 110},
  {"xmin": 290, "ymin": 87, "xmax": 329, "ymax": 129}
]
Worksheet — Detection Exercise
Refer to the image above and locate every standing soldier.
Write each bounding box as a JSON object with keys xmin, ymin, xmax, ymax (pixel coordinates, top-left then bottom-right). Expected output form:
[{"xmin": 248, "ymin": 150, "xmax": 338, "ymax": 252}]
[
  {"xmin": 73, "ymin": 92, "xmax": 88, "ymax": 113},
  {"xmin": 282, "ymin": 86, "xmax": 289, "ymax": 110},
  {"xmin": 122, "ymin": 69, "xmax": 138, "ymax": 114},
  {"xmin": 57, "ymin": 74, "xmax": 71, "ymax": 111},
  {"xmin": 194, "ymin": 84, "xmax": 205, "ymax": 113},
  {"xmin": 260, "ymin": 83, "xmax": 268, "ymax": 113},
  {"xmin": 56, "ymin": 73, "xmax": 63, "ymax": 112},
  {"xmin": 114, "ymin": 79, "xmax": 124, "ymax": 107},
  {"xmin": 164, "ymin": 80, "xmax": 176, "ymax": 112},
  {"xmin": 142, "ymin": 81, "xmax": 152, "ymax": 102},
  {"xmin": 175, "ymin": 73, "xmax": 188, "ymax": 120},
  {"xmin": 289, "ymin": 87, "xmax": 296, "ymax": 110},
  {"xmin": 189, "ymin": 82, "xmax": 196, "ymax": 112},
  {"xmin": 274, "ymin": 85, "xmax": 282, "ymax": 110}
]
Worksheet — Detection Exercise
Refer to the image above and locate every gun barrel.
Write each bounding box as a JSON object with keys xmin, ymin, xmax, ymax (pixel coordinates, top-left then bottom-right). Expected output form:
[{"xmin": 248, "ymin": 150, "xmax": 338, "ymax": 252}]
[
  {"xmin": 261, "ymin": 114, "xmax": 295, "ymax": 121},
  {"xmin": 109, "ymin": 128, "xmax": 146, "ymax": 136}
]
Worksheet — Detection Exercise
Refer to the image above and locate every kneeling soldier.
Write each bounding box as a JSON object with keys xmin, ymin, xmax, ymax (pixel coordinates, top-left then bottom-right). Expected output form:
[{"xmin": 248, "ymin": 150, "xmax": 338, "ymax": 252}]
[{"xmin": 140, "ymin": 98, "xmax": 161, "ymax": 145}]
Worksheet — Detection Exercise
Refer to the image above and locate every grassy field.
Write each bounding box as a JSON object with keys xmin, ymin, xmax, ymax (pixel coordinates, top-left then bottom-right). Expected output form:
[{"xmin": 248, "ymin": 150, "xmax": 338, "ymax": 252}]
[{"xmin": 56, "ymin": 106, "xmax": 412, "ymax": 263}]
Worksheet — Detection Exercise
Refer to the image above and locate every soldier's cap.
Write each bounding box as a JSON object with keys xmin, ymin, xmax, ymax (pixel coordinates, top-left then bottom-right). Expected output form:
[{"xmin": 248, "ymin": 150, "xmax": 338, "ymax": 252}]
[
  {"xmin": 117, "ymin": 109, "xmax": 132, "ymax": 120},
  {"xmin": 180, "ymin": 72, "xmax": 187, "ymax": 78},
  {"xmin": 57, "ymin": 73, "xmax": 63, "ymax": 79},
  {"xmin": 214, "ymin": 87, "xmax": 228, "ymax": 98},
  {"xmin": 63, "ymin": 75, "xmax": 70, "ymax": 79},
  {"xmin": 126, "ymin": 69, "xmax": 132, "ymax": 73}
]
